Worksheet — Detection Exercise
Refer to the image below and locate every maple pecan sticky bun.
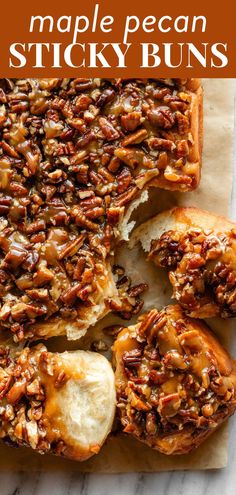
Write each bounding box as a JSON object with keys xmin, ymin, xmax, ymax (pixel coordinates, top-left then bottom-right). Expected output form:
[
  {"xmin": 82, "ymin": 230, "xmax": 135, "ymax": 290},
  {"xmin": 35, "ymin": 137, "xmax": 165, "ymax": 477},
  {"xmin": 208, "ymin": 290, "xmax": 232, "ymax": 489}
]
[
  {"xmin": 131, "ymin": 207, "xmax": 236, "ymax": 319},
  {"xmin": 0, "ymin": 344, "xmax": 116, "ymax": 461},
  {"xmin": 113, "ymin": 305, "xmax": 236, "ymax": 455},
  {"xmin": 0, "ymin": 78, "xmax": 201, "ymax": 341}
]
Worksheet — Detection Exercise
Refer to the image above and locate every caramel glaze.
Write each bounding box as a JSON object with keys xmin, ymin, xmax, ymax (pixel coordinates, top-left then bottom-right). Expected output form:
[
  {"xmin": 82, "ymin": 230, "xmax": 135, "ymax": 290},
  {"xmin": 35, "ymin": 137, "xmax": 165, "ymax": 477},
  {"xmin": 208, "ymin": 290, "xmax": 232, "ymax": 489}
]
[{"xmin": 113, "ymin": 305, "xmax": 236, "ymax": 455}]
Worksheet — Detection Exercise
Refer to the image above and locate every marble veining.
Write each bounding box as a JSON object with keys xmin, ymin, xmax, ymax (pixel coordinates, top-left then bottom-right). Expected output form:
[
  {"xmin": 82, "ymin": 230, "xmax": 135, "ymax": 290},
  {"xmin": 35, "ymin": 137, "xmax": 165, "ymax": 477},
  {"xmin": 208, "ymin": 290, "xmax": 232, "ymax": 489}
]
[
  {"xmin": 1, "ymin": 433, "xmax": 236, "ymax": 495},
  {"xmin": 0, "ymin": 84, "xmax": 236, "ymax": 495}
]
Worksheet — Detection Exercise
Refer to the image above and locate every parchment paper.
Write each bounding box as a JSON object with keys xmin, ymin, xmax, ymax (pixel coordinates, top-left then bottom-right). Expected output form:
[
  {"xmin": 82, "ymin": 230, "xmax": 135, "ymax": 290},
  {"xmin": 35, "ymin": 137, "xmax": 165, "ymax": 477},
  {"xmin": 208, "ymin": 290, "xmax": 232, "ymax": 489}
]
[{"xmin": 0, "ymin": 79, "xmax": 234, "ymax": 472}]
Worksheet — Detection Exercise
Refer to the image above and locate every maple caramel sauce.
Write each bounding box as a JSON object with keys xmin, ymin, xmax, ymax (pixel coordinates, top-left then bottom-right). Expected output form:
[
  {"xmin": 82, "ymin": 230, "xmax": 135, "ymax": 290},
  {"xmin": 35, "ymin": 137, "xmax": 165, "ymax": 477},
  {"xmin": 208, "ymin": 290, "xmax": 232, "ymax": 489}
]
[{"xmin": 0, "ymin": 159, "xmax": 12, "ymax": 191}]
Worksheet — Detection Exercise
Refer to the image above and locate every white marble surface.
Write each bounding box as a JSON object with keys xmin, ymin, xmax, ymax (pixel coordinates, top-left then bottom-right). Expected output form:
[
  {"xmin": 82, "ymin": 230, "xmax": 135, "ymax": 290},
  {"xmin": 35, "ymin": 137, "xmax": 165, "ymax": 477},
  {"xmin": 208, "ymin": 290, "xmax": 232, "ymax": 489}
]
[{"xmin": 1, "ymin": 84, "xmax": 236, "ymax": 495}]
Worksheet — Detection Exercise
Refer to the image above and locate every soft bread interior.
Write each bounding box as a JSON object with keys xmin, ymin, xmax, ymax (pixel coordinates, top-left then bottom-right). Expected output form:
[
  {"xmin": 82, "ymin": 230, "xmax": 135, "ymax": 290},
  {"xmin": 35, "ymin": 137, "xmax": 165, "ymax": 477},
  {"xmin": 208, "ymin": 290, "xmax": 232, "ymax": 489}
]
[
  {"xmin": 119, "ymin": 190, "xmax": 149, "ymax": 241},
  {"xmin": 129, "ymin": 206, "xmax": 236, "ymax": 253},
  {"xmin": 42, "ymin": 350, "xmax": 116, "ymax": 461}
]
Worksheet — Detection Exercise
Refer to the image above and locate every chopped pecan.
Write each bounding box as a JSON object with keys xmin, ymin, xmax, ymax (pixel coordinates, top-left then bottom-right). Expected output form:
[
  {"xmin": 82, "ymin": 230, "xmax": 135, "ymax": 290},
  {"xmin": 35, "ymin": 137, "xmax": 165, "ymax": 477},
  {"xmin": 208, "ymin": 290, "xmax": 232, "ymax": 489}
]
[
  {"xmin": 158, "ymin": 393, "xmax": 181, "ymax": 417},
  {"xmin": 117, "ymin": 168, "xmax": 132, "ymax": 194},
  {"xmin": 74, "ymin": 94, "xmax": 92, "ymax": 112},
  {"xmin": 121, "ymin": 112, "xmax": 142, "ymax": 131},
  {"xmin": 123, "ymin": 349, "xmax": 142, "ymax": 367},
  {"xmin": 58, "ymin": 235, "xmax": 85, "ymax": 260},
  {"xmin": 176, "ymin": 140, "xmax": 189, "ymax": 157},
  {"xmin": 11, "ymin": 302, "xmax": 47, "ymax": 321},
  {"xmin": 26, "ymin": 288, "xmax": 49, "ymax": 302},
  {"xmin": 113, "ymin": 186, "xmax": 139, "ymax": 207},
  {"xmin": 7, "ymin": 380, "xmax": 26, "ymax": 404},
  {"xmin": 115, "ymin": 148, "xmax": 144, "ymax": 169},
  {"xmin": 122, "ymin": 129, "xmax": 148, "ymax": 147},
  {"xmin": 9, "ymin": 182, "xmax": 28, "ymax": 197},
  {"xmin": 70, "ymin": 78, "xmax": 94, "ymax": 91},
  {"xmin": 1, "ymin": 141, "xmax": 20, "ymax": 158},
  {"xmin": 33, "ymin": 266, "xmax": 54, "ymax": 287},
  {"xmin": 26, "ymin": 219, "xmax": 46, "ymax": 234},
  {"xmin": 96, "ymin": 88, "xmax": 115, "ymax": 108},
  {"xmin": 99, "ymin": 117, "xmax": 120, "ymax": 141},
  {"xmin": 148, "ymin": 137, "xmax": 175, "ymax": 151},
  {"xmin": 147, "ymin": 106, "xmax": 175, "ymax": 129},
  {"xmin": 61, "ymin": 282, "xmax": 82, "ymax": 305},
  {"xmin": 3, "ymin": 247, "xmax": 27, "ymax": 269},
  {"xmin": 175, "ymin": 111, "xmax": 190, "ymax": 135}
]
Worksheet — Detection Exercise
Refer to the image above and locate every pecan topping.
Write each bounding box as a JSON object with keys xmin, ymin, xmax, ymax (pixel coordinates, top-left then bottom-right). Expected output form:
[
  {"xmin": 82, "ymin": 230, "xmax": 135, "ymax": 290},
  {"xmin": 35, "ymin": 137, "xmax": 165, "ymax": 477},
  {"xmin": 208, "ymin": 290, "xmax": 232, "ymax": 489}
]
[
  {"xmin": 114, "ymin": 305, "xmax": 236, "ymax": 454},
  {"xmin": 147, "ymin": 106, "xmax": 175, "ymax": 129},
  {"xmin": 0, "ymin": 345, "xmax": 69, "ymax": 456},
  {"xmin": 121, "ymin": 112, "xmax": 141, "ymax": 131},
  {"xmin": 99, "ymin": 117, "xmax": 120, "ymax": 141},
  {"xmin": 0, "ymin": 78, "xmax": 198, "ymax": 340},
  {"xmin": 149, "ymin": 227, "xmax": 236, "ymax": 318}
]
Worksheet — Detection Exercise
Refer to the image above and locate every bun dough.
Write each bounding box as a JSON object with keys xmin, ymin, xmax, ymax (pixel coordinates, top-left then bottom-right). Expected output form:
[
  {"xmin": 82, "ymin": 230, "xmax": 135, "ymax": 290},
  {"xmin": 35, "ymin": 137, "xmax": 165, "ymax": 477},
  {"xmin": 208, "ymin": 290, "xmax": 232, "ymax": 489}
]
[{"xmin": 0, "ymin": 345, "xmax": 116, "ymax": 461}]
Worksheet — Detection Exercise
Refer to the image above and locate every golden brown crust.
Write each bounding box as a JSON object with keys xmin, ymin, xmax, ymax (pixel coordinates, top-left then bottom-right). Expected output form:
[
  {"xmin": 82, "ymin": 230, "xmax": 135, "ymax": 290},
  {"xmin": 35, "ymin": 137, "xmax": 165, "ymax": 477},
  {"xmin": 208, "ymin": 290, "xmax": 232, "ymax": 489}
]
[
  {"xmin": 165, "ymin": 206, "xmax": 236, "ymax": 232},
  {"xmin": 113, "ymin": 305, "xmax": 236, "ymax": 455}
]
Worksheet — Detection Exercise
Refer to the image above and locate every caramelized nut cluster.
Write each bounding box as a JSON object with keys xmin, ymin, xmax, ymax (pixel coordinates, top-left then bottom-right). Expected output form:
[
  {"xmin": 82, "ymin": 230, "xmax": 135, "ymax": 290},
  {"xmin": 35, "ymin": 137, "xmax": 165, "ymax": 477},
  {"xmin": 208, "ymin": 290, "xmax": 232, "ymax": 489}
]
[
  {"xmin": 111, "ymin": 265, "xmax": 148, "ymax": 320},
  {"xmin": 149, "ymin": 228, "xmax": 236, "ymax": 318},
  {"xmin": 114, "ymin": 305, "xmax": 236, "ymax": 454},
  {"xmin": 0, "ymin": 344, "xmax": 68, "ymax": 455}
]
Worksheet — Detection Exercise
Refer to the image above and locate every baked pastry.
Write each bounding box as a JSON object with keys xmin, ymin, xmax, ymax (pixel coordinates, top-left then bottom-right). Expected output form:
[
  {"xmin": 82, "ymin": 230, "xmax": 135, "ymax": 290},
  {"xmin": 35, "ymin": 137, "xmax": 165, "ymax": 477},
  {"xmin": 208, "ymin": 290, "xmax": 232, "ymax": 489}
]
[
  {"xmin": 113, "ymin": 304, "xmax": 236, "ymax": 455},
  {"xmin": 112, "ymin": 78, "xmax": 203, "ymax": 192},
  {"xmin": 0, "ymin": 78, "xmax": 202, "ymax": 341},
  {"xmin": 0, "ymin": 344, "xmax": 116, "ymax": 461},
  {"xmin": 131, "ymin": 206, "xmax": 236, "ymax": 318}
]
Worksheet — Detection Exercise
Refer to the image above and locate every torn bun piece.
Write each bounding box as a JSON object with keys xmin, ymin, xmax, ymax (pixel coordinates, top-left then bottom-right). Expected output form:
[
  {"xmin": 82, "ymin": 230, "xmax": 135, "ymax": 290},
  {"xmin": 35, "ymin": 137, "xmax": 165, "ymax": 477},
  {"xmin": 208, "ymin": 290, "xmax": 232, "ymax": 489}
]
[
  {"xmin": 114, "ymin": 78, "xmax": 203, "ymax": 193},
  {"xmin": 113, "ymin": 304, "xmax": 236, "ymax": 455},
  {"xmin": 0, "ymin": 345, "xmax": 116, "ymax": 461},
  {"xmin": 131, "ymin": 206, "xmax": 236, "ymax": 318},
  {"xmin": 146, "ymin": 80, "xmax": 203, "ymax": 192}
]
